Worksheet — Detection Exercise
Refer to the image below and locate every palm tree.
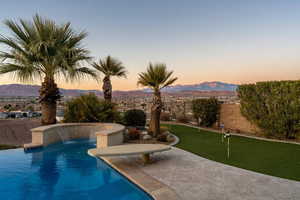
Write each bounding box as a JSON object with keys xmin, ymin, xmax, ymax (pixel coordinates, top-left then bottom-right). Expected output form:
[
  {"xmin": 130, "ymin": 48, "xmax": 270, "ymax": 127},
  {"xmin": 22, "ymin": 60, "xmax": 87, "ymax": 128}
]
[
  {"xmin": 0, "ymin": 15, "xmax": 95, "ymax": 125},
  {"xmin": 137, "ymin": 63, "xmax": 177, "ymax": 137},
  {"xmin": 92, "ymin": 56, "xmax": 127, "ymax": 102}
]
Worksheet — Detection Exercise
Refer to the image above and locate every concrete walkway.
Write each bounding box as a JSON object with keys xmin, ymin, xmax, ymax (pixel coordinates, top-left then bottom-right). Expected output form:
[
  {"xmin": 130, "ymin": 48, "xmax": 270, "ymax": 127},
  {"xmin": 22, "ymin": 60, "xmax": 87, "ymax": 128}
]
[{"xmin": 107, "ymin": 147, "xmax": 300, "ymax": 200}]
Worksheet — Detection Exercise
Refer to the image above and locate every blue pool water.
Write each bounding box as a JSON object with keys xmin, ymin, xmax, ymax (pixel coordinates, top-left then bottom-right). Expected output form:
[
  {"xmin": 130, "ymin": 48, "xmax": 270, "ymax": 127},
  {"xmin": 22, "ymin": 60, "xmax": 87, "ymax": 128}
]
[{"xmin": 0, "ymin": 139, "xmax": 152, "ymax": 200}]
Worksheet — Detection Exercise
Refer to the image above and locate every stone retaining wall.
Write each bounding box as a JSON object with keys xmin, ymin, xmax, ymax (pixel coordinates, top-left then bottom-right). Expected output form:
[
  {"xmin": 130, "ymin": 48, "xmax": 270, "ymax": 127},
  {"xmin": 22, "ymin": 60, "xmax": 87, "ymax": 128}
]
[{"xmin": 0, "ymin": 119, "xmax": 41, "ymax": 146}]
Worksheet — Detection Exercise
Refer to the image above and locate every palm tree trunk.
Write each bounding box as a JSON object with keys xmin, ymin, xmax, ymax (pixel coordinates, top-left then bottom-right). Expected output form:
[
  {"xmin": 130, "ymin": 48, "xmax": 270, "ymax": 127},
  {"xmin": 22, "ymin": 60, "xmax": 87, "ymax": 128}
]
[
  {"xmin": 149, "ymin": 90, "xmax": 162, "ymax": 137},
  {"xmin": 39, "ymin": 77, "xmax": 61, "ymax": 125},
  {"xmin": 41, "ymin": 101, "xmax": 57, "ymax": 125},
  {"xmin": 103, "ymin": 76, "xmax": 112, "ymax": 102}
]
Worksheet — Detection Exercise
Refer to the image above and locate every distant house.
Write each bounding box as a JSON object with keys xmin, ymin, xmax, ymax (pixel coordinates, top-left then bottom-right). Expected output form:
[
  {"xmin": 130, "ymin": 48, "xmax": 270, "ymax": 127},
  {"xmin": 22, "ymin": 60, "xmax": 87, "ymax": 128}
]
[
  {"xmin": 0, "ymin": 112, "xmax": 8, "ymax": 119},
  {"xmin": 56, "ymin": 110, "xmax": 64, "ymax": 122}
]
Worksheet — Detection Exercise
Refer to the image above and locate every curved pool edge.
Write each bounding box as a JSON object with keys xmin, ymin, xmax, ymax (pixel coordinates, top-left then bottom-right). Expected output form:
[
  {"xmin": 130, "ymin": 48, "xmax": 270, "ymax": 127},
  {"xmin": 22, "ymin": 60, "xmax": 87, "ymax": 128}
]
[
  {"xmin": 98, "ymin": 156, "xmax": 181, "ymax": 200},
  {"xmin": 1, "ymin": 139, "xmax": 155, "ymax": 200},
  {"xmin": 87, "ymin": 133, "xmax": 180, "ymax": 200}
]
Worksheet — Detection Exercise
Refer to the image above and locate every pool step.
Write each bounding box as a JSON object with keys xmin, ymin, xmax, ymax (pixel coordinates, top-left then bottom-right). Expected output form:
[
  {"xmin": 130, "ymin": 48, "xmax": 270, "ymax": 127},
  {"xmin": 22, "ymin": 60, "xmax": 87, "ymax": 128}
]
[{"xmin": 24, "ymin": 143, "xmax": 43, "ymax": 151}]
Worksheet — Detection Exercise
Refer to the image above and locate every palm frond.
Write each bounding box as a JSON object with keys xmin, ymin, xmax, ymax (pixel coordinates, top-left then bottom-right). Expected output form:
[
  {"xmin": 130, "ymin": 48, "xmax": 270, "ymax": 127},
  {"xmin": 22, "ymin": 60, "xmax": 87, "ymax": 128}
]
[
  {"xmin": 137, "ymin": 63, "xmax": 178, "ymax": 91},
  {"xmin": 0, "ymin": 14, "xmax": 92, "ymax": 83},
  {"xmin": 92, "ymin": 56, "xmax": 127, "ymax": 78},
  {"xmin": 61, "ymin": 66, "xmax": 97, "ymax": 82},
  {"xmin": 0, "ymin": 63, "xmax": 41, "ymax": 82}
]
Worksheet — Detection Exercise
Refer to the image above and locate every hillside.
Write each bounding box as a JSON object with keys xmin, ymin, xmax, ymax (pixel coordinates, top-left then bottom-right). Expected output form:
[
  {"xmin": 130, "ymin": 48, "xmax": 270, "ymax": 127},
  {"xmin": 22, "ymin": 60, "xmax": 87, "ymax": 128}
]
[{"xmin": 0, "ymin": 81, "xmax": 238, "ymax": 97}]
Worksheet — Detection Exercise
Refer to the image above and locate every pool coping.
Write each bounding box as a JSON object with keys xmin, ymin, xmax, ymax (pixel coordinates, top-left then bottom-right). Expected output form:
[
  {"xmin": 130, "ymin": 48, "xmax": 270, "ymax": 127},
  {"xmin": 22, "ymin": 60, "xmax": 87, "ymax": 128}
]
[
  {"xmin": 91, "ymin": 134, "xmax": 181, "ymax": 200},
  {"xmin": 101, "ymin": 156, "xmax": 181, "ymax": 200}
]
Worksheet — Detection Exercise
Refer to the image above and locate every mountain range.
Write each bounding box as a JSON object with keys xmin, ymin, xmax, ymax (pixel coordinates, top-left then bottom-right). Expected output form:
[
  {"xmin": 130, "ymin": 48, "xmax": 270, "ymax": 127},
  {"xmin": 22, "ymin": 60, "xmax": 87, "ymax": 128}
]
[
  {"xmin": 144, "ymin": 81, "xmax": 237, "ymax": 93},
  {"xmin": 0, "ymin": 81, "xmax": 238, "ymax": 97}
]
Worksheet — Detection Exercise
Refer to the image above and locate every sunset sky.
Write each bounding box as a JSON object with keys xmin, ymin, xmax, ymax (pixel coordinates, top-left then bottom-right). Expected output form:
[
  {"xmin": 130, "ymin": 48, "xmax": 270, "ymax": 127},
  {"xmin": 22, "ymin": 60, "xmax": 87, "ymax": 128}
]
[{"xmin": 0, "ymin": 0, "xmax": 300, "ymax": 90}]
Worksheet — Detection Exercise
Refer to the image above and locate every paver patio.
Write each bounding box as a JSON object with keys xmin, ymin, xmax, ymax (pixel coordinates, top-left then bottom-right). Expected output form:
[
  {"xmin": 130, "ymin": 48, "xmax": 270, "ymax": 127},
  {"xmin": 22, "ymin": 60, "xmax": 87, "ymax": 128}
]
[{"xmin": 105, "ymin": 147, "xmax": 300, "ymax": 200}]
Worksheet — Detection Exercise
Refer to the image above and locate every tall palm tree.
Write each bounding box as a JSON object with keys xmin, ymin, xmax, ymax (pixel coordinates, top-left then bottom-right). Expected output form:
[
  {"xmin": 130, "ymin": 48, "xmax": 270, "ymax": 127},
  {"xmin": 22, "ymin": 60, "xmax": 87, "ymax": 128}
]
[
  {"xmin": 92, "ymin": 56, "xmax": 127, "ymax": 102},
  {"xmin": 0, "ymin": 15, "xmax": 95, "ymax": 125},
  {"xmin": 137, "ymin": 63, "xmax": 177, "ymax": 137}
]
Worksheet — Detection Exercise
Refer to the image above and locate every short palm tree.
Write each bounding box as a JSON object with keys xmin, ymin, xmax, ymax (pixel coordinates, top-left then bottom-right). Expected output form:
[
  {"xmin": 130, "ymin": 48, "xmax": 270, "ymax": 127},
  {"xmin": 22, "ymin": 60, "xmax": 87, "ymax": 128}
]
[
  {"xmin": 92, "ymin": 56, "xmax": 127, "ymax": 102},
  {"xmin": 0, "ymin": 15, "xmax": 95, "ymax": 125},
  {"xmin": 137, "ymin": 63, "xmax": 177, "ymax": 136}
]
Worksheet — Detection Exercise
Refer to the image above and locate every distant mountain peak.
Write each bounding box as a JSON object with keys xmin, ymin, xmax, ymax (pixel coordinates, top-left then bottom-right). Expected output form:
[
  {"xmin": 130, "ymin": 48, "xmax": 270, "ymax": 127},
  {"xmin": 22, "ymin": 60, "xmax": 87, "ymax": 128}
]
[
  {"xmin": 145, "ymin": 81, "xmax": 238, "ymax": 92},
  {"xmin": 0, "ymin": 81, "xmax": 238, "ymax": 97}
]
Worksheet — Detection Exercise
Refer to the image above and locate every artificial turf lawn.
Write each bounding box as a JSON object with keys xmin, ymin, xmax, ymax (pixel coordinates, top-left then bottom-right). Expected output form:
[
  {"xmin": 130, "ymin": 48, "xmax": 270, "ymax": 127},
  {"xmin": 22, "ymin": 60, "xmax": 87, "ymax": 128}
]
[{"xmin": 164, "ymin": 124, "xmax": 300, "ymax": 181}]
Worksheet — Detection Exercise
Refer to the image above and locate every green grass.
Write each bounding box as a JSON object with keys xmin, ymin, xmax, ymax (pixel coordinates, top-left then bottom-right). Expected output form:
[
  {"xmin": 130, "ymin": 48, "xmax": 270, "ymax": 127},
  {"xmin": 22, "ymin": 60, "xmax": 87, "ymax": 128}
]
[
  {"xmin": 0, "ymin": 144, "xmax": 17, "ymax": 150},
  {"xmin": 164, "ymin": 124, "xmax": 300, "ymax": 181}
]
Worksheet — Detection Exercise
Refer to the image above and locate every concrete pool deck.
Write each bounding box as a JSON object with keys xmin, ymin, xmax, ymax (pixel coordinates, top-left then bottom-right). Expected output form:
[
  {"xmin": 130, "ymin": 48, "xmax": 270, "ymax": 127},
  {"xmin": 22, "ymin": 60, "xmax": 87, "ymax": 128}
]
[{"xmin": 104, "ymin": 147, "xmax": 300, "ymax": 200}]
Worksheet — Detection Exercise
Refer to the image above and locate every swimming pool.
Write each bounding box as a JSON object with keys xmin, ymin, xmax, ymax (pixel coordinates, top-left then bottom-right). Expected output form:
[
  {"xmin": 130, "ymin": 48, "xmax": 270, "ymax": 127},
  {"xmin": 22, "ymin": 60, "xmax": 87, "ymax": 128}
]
[{"xmin": 0, "ymin": 139, "xmax": 152, "ymax": 200}]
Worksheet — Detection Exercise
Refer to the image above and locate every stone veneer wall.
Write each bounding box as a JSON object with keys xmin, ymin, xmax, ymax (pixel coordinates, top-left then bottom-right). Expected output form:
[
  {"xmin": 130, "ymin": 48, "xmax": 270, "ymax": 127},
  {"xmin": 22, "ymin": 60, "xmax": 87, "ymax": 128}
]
[
  {"xmin": 219, "ymin": 104, "xmax": 261, "ymax": 135},
  {"xmin": 26, "ymin": 123, "xmax": 125, "ymax": 148}
]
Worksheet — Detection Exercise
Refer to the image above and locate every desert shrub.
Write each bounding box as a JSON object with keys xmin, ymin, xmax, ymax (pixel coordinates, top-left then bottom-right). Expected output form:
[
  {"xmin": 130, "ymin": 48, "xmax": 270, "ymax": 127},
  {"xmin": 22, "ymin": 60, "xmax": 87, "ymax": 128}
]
[
  {"xmin": 123, "ymin": 109, "xmax": 146, "ymax": 127},
  {"xmin": 238, "ymin": 81, "xmax": 300, "ymax": 138},
  {"xmin": 160, "ymin": 112, "xmax": 171, "ymax": 121},
  {"xmin": 3, "ymin": 104, "xmax": 12, "ymax": 111},
  {"xmin": 157, "ymin": 133, "xmax": 168, "ymax": 142},
  {"xmin": 192, "ymin": 97, "xmax": 220, "ymax": 127},
  {"xmin": 113, "ymin": 111, "xmax": 124, "ymax": 124},
  {"xmin": 127, "ymin": 127, "xmax": 140, "ymax": 140},
  {"xmin": 26, "ymin": 105, "xmax": 34, "ymax": 112},
  {"xmin": 63, "ymin": 93, "xmax": 118, "ymax": 123}
]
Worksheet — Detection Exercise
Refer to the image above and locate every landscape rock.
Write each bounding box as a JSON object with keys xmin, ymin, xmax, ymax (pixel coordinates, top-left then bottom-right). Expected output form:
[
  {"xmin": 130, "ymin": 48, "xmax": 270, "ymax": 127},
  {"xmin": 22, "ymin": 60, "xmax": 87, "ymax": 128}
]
[
  {"xmin": 142, "ymin": 134, "xmax": 152, "ymax": 140},
  {"xmin": 166, "ymin": 134, "xmax": 175, "ymax": 142},
  {"xmin": 162, "ymin": 130, "xmax": 171, "ymax": 136}
]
